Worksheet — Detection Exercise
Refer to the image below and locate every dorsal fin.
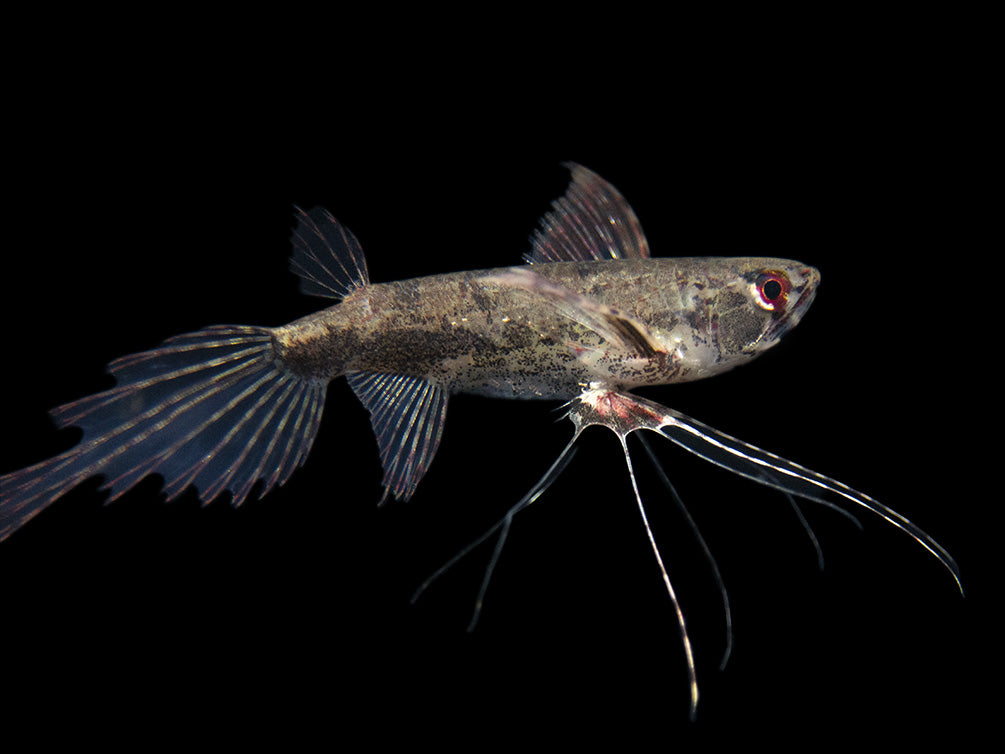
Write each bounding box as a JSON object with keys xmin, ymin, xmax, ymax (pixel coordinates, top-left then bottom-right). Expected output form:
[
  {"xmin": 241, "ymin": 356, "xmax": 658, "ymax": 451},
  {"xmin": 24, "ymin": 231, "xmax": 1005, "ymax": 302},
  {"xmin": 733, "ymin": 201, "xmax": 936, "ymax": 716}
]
[
  {"xmin": 525, "ymin": 163, "xmax": 651, "ymax": 264},
  {"xmin": 345, "ymin": 372, "xmax": 449, "ymax": 503},
  {"xmin": 289, "ymin": 206, "xmax": 370, "ymax": 299}
]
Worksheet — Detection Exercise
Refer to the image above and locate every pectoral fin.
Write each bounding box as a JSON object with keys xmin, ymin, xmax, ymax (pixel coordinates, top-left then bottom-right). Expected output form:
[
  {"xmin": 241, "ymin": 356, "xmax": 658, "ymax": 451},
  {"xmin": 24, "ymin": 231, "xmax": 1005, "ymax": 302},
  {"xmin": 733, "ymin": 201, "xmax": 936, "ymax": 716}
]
[{"xmin": 482, "ymin": 268, "xmax": 660, "ymax": 359}]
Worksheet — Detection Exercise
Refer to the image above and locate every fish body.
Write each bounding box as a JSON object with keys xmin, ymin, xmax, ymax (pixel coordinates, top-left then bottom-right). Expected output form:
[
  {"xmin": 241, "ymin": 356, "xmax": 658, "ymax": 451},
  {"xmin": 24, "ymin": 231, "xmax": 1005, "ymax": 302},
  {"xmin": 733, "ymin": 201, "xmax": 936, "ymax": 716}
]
[
  {"xmin": 0, "ymin": 163, "xmax": 958, "ymax": 719},
  {"xmin": 274, "ymin": 257, "xmax": 818, "ymax": 400}
]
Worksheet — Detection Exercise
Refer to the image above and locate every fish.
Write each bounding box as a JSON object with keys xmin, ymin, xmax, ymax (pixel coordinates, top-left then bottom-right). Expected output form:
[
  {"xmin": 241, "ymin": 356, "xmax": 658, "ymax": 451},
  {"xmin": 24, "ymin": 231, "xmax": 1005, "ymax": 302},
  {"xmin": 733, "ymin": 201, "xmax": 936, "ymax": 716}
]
[{"xmin": 0, "ymin": 163, "xmax": 961, "ymax": 718}]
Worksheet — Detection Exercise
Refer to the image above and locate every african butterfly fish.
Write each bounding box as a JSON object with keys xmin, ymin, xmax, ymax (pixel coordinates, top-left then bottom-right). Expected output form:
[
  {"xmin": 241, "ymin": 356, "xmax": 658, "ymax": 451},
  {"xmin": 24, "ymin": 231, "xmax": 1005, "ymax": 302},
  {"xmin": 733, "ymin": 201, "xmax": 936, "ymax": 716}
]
[{"xmin": 0, "ymin": 164, "xmax": 961, "ymax": 718}]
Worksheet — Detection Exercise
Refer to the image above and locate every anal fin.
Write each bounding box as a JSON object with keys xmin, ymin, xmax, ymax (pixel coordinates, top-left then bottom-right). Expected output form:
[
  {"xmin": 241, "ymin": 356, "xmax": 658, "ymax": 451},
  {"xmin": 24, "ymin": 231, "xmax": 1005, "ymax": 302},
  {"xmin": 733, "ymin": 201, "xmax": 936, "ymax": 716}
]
[{"xmin": 346, "ymin": 372, "xmax": 449, "ymax": 502}]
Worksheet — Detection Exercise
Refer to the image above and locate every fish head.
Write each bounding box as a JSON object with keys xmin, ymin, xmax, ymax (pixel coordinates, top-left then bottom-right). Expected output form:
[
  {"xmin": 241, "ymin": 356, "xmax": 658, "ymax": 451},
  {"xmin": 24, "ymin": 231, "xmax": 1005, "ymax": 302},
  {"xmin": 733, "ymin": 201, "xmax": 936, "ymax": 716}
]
[{"xmin": 704, "ymin": 258, "xmax": 820, "ymax": 366}]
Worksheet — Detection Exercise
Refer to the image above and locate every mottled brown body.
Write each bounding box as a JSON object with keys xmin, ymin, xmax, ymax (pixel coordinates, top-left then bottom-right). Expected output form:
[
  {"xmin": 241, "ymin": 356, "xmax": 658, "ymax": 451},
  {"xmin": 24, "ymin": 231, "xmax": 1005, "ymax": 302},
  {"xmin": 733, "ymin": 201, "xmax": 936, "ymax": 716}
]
[{"xmin": 272, "ymin": 257, "xmax": 818, "ymax": 400}]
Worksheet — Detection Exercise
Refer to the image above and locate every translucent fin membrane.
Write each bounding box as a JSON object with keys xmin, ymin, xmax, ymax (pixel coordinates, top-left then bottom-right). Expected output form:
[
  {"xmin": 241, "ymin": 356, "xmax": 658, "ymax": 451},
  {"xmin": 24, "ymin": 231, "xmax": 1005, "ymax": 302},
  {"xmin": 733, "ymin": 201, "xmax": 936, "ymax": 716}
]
[
  {"xmin": 525, "ymin": 162, "xmax": 650, "ymax": 263},
  {"xmin": 289, "ymin": 206, "xmax": 370, "ymax": 299},
  {"xmin": 0, "ymin": 326, "xmax": 326, "ymax": 541},
  {"xmin": 346, "ymin": 371, "xmax": 449, "ymax": 503}
]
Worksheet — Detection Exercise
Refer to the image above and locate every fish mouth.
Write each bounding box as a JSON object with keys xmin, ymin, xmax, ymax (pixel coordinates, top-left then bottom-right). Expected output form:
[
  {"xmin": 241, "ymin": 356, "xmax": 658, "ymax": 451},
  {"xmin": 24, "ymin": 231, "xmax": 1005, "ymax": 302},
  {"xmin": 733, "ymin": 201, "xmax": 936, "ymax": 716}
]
[{"xmin": 790, "ymin": 265, "xmax": 820, "ymax": 320}]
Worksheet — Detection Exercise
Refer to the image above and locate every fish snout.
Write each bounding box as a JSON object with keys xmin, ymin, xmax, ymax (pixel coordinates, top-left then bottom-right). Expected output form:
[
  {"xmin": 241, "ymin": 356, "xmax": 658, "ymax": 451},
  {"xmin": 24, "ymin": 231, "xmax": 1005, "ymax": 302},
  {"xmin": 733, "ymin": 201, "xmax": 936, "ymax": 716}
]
[{"xmin": 784, "ymin": 264, "xmax": 820, "ymax": 327}]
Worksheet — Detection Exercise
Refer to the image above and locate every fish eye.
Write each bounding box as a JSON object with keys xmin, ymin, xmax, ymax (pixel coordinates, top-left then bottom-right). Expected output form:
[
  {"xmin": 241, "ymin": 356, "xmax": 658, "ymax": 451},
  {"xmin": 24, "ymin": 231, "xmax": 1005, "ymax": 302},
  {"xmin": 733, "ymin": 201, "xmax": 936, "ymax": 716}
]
[
  {"xmin": 762, "ymin": 279, "xmax": 782, "ymax": 301},
  {"xmin": 753, "ymin": 271, "xmax": 790, "ymax": 311}
]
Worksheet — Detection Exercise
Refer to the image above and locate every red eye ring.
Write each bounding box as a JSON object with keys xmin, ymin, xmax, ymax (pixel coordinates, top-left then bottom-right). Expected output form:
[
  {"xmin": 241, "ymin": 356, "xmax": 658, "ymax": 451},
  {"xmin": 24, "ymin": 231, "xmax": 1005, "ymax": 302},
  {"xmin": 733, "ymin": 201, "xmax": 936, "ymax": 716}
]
[{"xmin": 754, "ymin": 271, "xmax": 790, "ymax": 311}]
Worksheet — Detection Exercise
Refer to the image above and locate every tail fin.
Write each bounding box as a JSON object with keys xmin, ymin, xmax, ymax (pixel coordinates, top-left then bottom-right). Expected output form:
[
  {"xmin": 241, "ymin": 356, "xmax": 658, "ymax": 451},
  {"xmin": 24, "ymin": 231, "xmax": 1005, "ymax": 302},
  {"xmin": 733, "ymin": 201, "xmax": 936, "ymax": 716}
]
[{"xmin": 0, "ymin": 325, "xmax": 326, "ymax": 541}]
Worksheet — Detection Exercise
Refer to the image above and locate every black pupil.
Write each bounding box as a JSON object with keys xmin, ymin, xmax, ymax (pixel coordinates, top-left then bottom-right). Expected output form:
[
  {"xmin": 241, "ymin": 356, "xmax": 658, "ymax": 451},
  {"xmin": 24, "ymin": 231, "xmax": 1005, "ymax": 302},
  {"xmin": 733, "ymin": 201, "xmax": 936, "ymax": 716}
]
[{"xmin": 762, "ymin": 279, "xmax": 783, "ymax": 301}]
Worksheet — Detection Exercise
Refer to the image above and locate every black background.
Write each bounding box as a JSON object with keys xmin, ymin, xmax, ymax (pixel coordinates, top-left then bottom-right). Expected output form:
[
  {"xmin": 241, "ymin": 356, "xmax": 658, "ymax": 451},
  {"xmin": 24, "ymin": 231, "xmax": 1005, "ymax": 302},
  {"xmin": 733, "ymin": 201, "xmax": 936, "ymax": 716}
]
[{"xmin": 2, "ymin": 24, "xmax": 993, "ymax": 748}]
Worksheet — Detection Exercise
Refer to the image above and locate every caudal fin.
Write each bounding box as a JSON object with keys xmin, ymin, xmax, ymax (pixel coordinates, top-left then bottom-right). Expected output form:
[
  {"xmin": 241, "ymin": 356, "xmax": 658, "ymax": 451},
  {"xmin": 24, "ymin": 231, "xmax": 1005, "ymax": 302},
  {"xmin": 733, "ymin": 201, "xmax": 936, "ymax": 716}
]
[{"xmin": 0, "ymin": 325, "xmax": 327, "ymax": 541}]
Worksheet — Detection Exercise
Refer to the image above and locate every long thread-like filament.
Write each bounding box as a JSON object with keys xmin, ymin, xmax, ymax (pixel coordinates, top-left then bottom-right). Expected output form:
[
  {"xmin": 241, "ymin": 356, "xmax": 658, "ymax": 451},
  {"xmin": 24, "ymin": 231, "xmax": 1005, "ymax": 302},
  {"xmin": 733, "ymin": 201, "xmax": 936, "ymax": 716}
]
[
  {"xmin": 410, "ymin": 436, "xmax": 580, "ymax": 630},
  {"xmin": 637, "ymin": 432, "xmax": 733, "ymax": 671},
  {"xmin": 619, "ymin": 435, "xmax": 699, "ymax": 721}
]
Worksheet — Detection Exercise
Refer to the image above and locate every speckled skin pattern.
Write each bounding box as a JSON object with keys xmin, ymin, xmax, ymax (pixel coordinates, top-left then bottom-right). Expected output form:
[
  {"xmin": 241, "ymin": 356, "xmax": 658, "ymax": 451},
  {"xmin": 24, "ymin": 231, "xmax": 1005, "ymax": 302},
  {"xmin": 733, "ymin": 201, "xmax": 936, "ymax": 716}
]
[{"xmin": 271, "ymin": 257, "xmax": 819, "ymax": 400}]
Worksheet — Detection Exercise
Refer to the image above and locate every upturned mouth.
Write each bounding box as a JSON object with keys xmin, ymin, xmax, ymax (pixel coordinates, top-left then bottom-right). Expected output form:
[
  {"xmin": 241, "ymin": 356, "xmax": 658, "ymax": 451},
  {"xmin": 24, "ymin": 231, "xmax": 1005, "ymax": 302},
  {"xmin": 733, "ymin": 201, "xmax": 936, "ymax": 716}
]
[{"xmin": 790, "ymin": 265, "xmax": 820, "ymax": 320}]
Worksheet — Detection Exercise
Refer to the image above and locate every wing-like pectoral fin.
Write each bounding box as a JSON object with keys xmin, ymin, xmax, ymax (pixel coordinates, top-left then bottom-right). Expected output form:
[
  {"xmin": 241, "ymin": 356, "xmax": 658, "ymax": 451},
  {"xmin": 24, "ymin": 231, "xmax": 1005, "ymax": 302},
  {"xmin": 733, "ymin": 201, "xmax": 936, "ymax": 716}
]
[{"xmin": 482, "ymin": 268, "xmax": 660, "ymax": 359}]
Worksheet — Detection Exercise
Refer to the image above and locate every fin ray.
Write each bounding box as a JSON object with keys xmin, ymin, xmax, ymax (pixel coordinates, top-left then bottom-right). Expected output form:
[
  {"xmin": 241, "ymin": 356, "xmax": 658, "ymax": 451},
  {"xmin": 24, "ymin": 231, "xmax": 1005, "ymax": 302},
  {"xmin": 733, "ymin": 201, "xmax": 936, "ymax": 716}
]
[
  {"xmin": 346, "ymin": 372, "xmax": 448, "ymax": 502},
  {"xmin": 1, "ymin": 326, "xmax": 327, "ymax": 541},
  {"xmin": 290, "ymin": 206, "xmax": 370, "ymax": 299},
  {"xmin": 654, "ymin": 404, "xmax": 963, "ymax": 592},
  {"xmin": 526, "ymin": 163, "xmax": 650, "ymax": 264}
]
